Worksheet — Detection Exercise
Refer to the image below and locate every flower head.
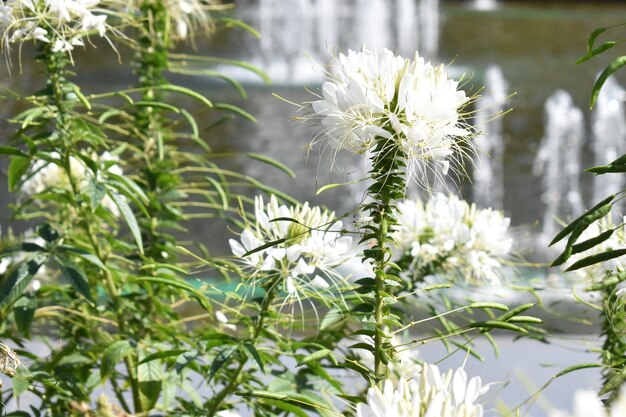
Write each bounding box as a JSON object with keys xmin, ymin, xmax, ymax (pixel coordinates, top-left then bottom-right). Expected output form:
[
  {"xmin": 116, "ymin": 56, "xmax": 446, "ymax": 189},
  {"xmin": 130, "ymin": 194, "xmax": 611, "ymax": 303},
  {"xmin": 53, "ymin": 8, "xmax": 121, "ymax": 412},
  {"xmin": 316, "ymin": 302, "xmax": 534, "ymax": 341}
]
[
  {"xmin": 21, "ymin": 151, "xmax": 123, "ymax": 216},
  {"xmin": 393, "ymin": 193, "xmax": 512, "ymax": 285},
  {"xmin": 310, "ymin": 47, "xmax": 474, "ymax": 184},
  {"xmin": 550, "ymin": 387, "xmax": 626, "ymax": 417},
  {"xmin": 1, "ymin": 0, "xmax": 111, "ymax": 53},
  {"xmin": 229, "ymin": 195, "xmax": 357, "ymax": 309},
  {"xmin": 356, "ymin": 363, "xmax": 488, "ymax": 417}
]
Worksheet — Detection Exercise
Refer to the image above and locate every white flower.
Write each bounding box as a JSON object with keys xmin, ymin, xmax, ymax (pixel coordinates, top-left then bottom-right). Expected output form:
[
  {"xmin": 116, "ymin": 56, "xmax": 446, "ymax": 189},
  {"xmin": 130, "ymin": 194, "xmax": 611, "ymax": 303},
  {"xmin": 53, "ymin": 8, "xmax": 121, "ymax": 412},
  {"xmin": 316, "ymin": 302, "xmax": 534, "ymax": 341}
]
[
  {"xmin": 21, "ymin": 151, "xmax": 123, "ymax": 216},
  {"xmin": 310, "ymin": 47, "xmax": 473, "ymax": 182},
  {"xmin": 229, "ymin": 195, "xmax": 356, "ymax": 306},
  {"xmin": 215, "ymin": 411, "xmax": 241, "ymax": 417},
  {"xmin": 2, "ymin": 0, "xmax": 108, "ymax": 53},
  {"xmin": 0, "ymin": 5, "xmax": 13, "ymax": 28},
  {"xmin": 393, "ymin": 193, "xmax": 512, "ymax": 285},
  {"xmin": 215, "ymin": 310, "xmax": 236, "ymax": 331},
  {"xmin": 356, "ymin": 363, "xmax": 488, "ymax": 417},
  {"xmin": 550, "ymin": 387, "xmax": 626, "ymax": 417}
]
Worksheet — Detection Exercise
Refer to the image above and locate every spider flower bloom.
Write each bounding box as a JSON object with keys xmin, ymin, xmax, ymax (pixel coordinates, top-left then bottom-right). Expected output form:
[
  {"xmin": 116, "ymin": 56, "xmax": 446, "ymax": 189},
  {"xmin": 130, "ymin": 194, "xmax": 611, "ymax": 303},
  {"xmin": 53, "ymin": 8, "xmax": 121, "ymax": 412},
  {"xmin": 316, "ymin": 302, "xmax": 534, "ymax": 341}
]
[
  {"xmin": 1, "ymin": 0, "xmax": 110, "ymax": 52},
  {"xmin": 356, "ymin": 363, "xmax": 488, "ymax": 417},
  {"xmin": 393, "ymin": 194, "xmax": 512, "ymax": 285},
  {"xmin": 21, "ymin": 151, "xmax": 123, "ymax": 216},
  {"xmin": 229, "ymin": 195, "xmax": 355, "ymax": 302},
  {"xmin": 550, "ymin": 388, "xmax": 626, "ymax": 417},
  {"xmin": 310, "ymin": 47, "xmax": 474, "ymax": 181}
]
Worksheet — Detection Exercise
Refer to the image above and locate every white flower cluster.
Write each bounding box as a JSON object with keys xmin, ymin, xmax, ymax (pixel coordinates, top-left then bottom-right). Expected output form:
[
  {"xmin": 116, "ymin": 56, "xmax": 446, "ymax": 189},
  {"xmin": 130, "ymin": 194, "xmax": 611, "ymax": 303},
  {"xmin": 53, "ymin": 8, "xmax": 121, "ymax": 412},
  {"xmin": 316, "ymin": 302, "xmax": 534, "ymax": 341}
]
[
  {"xmin": 21, "ymin": 151, "xmax": 122, "ymax": 216},
  {"xmin": 393, "ymin": 193, "xmax": 513, "ymax": 285},
  {"xmin": 1, "ymin": 0, "xmax": 108, "ymax": 53},
  {"xmin": 310, "ymin": 47, "xmax": 472, "ymax": 179},
  {"xmin": 356, "ymin": 363, "xmax": 488, "ymax": 417},
  {"xmin": 550, "ymin": 388, "xmax": 626, "ymax": 417},
  {"xmin": 125, "ymin": 0, "xmax": 219, "ymax": 41},
  {"xmin": 229, "ymin": 195, "xmax": 356, "ymax": 301}
]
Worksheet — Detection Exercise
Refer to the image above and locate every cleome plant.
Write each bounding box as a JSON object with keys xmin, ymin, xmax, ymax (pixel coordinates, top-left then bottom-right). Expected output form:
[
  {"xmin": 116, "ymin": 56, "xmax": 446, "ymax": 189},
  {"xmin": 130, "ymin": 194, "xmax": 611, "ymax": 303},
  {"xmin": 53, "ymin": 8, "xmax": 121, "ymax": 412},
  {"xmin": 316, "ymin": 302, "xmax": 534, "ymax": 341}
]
[{"xmin": 0, "ymin": 1, "xmax": 614, "ymax": 417}]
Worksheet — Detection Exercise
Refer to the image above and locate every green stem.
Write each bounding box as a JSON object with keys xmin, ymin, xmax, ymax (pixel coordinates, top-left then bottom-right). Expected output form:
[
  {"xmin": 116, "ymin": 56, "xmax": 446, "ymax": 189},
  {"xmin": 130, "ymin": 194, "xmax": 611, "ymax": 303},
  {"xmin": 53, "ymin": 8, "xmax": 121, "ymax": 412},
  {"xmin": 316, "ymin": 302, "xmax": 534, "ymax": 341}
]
[
  {"xmin": 600, "ymin": 283, "xmax": 626, "ymax": 403},
  {"xmin": 207, "ymin": 276, "xmax": 281, "ymax": 416},
  {"xmin": 363, "ymin": 134, "xmax": 406, "ymax": 383}
]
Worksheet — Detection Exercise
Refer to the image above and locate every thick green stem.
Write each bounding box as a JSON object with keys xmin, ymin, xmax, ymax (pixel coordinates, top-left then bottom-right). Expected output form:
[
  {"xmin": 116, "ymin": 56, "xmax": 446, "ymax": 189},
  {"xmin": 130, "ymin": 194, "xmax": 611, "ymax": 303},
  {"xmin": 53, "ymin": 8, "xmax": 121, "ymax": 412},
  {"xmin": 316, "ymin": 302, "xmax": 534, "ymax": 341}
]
[
  {"xmin": 600, "ymin": 284, "xmax": 626, "ymax": 403},
  {"xmin": 363, "ymin": 134, "xmax": 406, "ymax": 383}
]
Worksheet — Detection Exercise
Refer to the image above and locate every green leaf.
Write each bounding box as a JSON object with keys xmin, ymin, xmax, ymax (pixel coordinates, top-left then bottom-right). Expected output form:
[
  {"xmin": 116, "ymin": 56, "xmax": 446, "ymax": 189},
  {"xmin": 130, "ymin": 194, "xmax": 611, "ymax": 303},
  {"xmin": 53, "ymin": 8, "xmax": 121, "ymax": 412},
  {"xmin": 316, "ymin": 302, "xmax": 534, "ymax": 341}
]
[
  {"xmin": 243, "ymin": 342, "xmax": 265, "ymax": 373},
  {"xmin": 208, "ymin": 345, "xmax": 237, "ymax": 382},
  {"xmin": 109, "ymin": 191, "xmax": 143, "ymax": 254},
  {"xmin": 135, "ymin": 276, "xmax": 211, "ymax": 311},
  {"xmin": 297, "ymin": 349, "xmax": 332, "ymax": 366},
  {"xmin": 175, "ymin": 350, "xmax": 199, "ymax": 374},
  {"xmin": 205, "ymin": 176, "xmax": 229, "ymax": 211},
  {"xmin": 139, "ymin": 349, "xmax": 188, "ymax": 365},
  {"xmin": 575, "ymin": 41, "xmax": 616, "ymax": 65},
  {"xmin": 550, "ymin": 194, "xmax": 615, "ymax": 246},
  {"xmin": 0, "ymin": 146, "xmax": 27, "ymax": 157},
  {"xmin": 56, "ymin": 256, "xmax": 93, "ymax": 303},
  {"xmin": 591, "ymin": 56, "xmax": 626, "ymax": 108},
  {"xmin": 0, "ymin": 255, "xmax": 47, "ymax": 307},
  {"xmin": 565, "ymin": 249, "xmax": 626, "ymax": 272},
  {"xmin": 468, "ymin": 321, "xmax": 528, "ymax": 333},
  {"xmin": 57, "ymin": 246, "xmax": 106, "ymax": 270},
  {"xmin": 247, "ymin": 153, "xmax": 295, "ymax": 178},
  {"xmin": 507, "ymin": 315, "xmax": 543, "ymax": 324},
  {"xmin": 554, "ymin": 363, "xmax": 601, "ymax": 379},
  {"xmin": 158, "ymin": 84, "xmax": 213, "ymax": 108},
  {"xmin": 37, "ymin": 223, "xmax": 59, "ymax": 243},
  {"xmin": 242, "ymin": 238, "xmax": 287, "ymax": 257},
  {"xmin": 469, "ymin": 302, "xmax": 509, "ymax": 311},
  {"xmin": 214, "ymin": 103, "xmax": 256, "ymax": 122},
  {"xmin": 14, "ymin": 295, "xmax": 36, "ymax": 335},
  {"xmin": 8, "ymin": 156, "xmax": 30, "ymax": 192},
  {"xmin": 87, "ymin": 178, "xmax": 106, "ymax": 212},
  {"xmin": 12, "ymin": 376, "xmax": 30, "ymax": 398},
  {"xmin": 139, "ymin": 381, "xmax": 162, "ymax": 411},
  {"xmin": 133, "ymin": 101, "xmax": 180, "ymax": 113},
  {"xmin": 101, "ymin": 340, "xmax": 133, "ymax": 382}
]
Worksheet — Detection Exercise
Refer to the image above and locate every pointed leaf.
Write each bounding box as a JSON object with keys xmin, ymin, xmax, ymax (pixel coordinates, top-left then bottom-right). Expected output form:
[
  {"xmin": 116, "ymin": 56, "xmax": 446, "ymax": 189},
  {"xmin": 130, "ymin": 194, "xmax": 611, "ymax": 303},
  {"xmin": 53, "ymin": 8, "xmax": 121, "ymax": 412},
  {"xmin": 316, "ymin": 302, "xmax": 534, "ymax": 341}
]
[
  {"xmin": 0, "ymin": 255, "xmax": 47, "ymax": 307},
  {"xmin": 56, "ymin": 256, "xmax": 93, "ymax": 303},
  {"xmin": 109, "ymin": 191, "xmax": 143, "ymax": 253}
]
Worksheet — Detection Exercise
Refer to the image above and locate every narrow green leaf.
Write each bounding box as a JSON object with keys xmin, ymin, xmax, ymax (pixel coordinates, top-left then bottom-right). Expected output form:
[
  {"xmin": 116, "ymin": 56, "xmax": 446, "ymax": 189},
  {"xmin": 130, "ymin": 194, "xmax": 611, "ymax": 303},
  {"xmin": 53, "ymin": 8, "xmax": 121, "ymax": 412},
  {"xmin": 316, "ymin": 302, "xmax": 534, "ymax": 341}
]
[
  {"xmin": 550, "ymin": 194, "xmax": 615, "ymax": 246},
  {"xmin": 158, "ymin": 84, "xmax": 213, "ymax": 108},
  {"xmin": 8, "ymin": 157, "xmax": 30, "ymax": 192},
  {"xmin": 205, "ymin": 176, "xmax": 229, "ymax": 210},
  {"xmin": 468, "ymin": 321, "xmax": 528, "ymax": 333},
  {"xmin": 243, "ymin": 343, "xmax": 265, "ymax": 373},
  {"xmin": 591, "ymin": 56, "xmax": 626, "ymax": 108},
  {"xmin": 135, "ymin": 276, "xmax": 211, "ymax": 311},
  {"xmin": 218, "ymin": 17, "xmax": 262, "ymax": 38},
  {"xmin": 69, "ymin": 83, "xmax": 92, "ymax": 110},
  {"xmin": 565, "ymin": 249, "xmax": 626, "ymax": 272},
  {"xmin": 247, "ymin": 153, "xmax": 295, "ymax": 178},
  {"xmin": 297, "ymin": 349, "xmax": 332, "ymax": 366},
  {"xmin": 109, "ymin": 192, "xmax": 143, "ymax": 253},
  {"xmin": 497, "ymin": 303, "xmax": 534, "ymax": 322},
  {"xmin": 242, "ymin": 238, "xmax": 287, "ymax": 257},
  {"xmin": 468, "ymin": 302, "xmax": 509, "ymax": 311},
  {"xmin": 215, "ymin": 103, "xmax": 256, "ymax": 123},
  {"xmin": 57, "ymin": 246, "xmax": 106, "ymax": 270},
  {"xmin": 316, "ymin": 178, "xmax": 367, "ymax": 195},
  {"xmin": 576, "ymin": 41, "xmax": 616, "ymax": 64},
  {"xmin": 133, "ymin": 101, "xmax": 180, "ymax": 113},
  {"xmin": 208, "ymin": 345, "xmax": 237, "ymax": 382},
  {"xmin": 0, "ymin": 146, "xmax": 27, "ymax": 157},
  {"xmin": 554, "ymin": 363, "xmax": 601, "ymax": 378},
  {"xmin": 55, "ymin": 256, "xmax": 93, "ymax": 303},
  {"xmin": 507, "ymin": 315, "xmax": 543, "ymax": 324},
  {"xmin": 138, "ymin": 349, "xmax": 188, "ymax": 365},
  {"xmin": 587, "ymin": 27, "xmax": 608, "ymax": 54}
]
